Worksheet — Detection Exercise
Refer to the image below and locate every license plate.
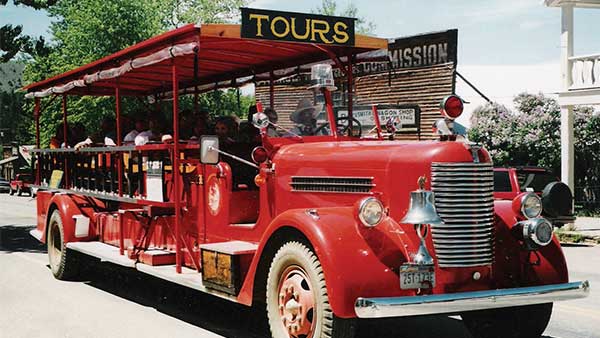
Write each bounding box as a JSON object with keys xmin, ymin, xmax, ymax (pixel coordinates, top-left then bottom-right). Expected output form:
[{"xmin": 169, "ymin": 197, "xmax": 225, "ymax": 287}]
[{"xmin": 400, "ymin": 264, "xmax": 435, "ymax": 289}]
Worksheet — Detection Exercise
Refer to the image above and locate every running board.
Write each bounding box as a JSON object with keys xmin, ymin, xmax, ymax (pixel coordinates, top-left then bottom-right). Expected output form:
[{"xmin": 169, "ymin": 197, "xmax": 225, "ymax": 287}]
[
  {"xmin": 65, "ymin": 241, "xmax": 238, "ymax": 303},
  {"xmin": 67, "ymin": 242, "xmax": 136, "ymax": 268},
  {"xmin": 30, "ymin": 229, "xmax": 43, "ymax": 242}
]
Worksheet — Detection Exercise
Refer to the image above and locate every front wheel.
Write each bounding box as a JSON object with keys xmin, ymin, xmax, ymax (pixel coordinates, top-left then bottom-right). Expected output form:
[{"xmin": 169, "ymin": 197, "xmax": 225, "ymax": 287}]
[
  {"xmin": 17, "ymin": 186, "xmax": 22, "ymax": 196},
  {"xmin": 47, "ymin": 210, "xmax": 80, "ymax": 280},
  {"xmin": 9, "ymin": 188, "xmax": 14, "ymax": 195},
  {"xmin": 266, "ymin": 241, "xmax": 356, "ymax": 338},
  {"xmin": 461, "ymin": 303, "xmax": 553, "ymax": 338}
]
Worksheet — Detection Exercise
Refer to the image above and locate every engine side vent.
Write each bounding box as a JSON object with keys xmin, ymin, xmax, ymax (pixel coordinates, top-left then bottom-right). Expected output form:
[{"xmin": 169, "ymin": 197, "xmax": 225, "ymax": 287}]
[{"xmin": 290, "ymin": 176, "xmax": 374, "ymax": 193}]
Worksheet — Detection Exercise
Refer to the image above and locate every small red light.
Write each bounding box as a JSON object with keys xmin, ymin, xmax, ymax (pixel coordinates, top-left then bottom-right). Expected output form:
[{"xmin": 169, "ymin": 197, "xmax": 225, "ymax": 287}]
[
  {"xmin": 256, "ymin": 101, "xmax": 264, "ymax": 113},
  {"xmin": 251, "ymin": 146, "xmax": 268, "ymax": 164},
  {"xmin": 441, "ymin": 95, "xmax": 464, "ymax": 119}
]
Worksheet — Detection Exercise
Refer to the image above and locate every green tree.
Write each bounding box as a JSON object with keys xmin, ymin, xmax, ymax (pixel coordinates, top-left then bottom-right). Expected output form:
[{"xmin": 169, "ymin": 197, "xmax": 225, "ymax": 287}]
[
  {"xmin": 312, "ymin": 0, "xmax": 376, "ymax": 35},
  {"xmin": 158, "ymin": 0, "xmax": 247, "ymax": 28}
]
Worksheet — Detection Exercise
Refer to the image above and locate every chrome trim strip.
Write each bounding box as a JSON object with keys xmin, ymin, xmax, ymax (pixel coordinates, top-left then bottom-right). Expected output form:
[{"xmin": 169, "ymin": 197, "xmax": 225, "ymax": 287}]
[{"xmin": 355, "ymin": 281, "xmax": 590, "ymax": 318}]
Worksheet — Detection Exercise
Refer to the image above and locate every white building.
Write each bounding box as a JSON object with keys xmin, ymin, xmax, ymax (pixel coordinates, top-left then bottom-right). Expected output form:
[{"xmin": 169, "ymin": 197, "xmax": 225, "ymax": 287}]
[{"xmin": 545, "ymin": 0, "xmax": 600, "ymax": 192}]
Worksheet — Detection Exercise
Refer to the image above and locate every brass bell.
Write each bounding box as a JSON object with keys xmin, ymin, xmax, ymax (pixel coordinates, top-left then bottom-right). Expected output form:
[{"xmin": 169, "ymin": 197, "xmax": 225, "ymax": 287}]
[{"xmin": 400, "ymin": 176, "xmax": 443, "ymax": 226}]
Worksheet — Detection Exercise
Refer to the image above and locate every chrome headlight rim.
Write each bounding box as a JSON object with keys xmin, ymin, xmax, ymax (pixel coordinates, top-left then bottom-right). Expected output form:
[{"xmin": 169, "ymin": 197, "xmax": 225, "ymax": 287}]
[
  {"xmin": 522, "ymin": 218, "xmax": 554, "ymax": 247},
  {"xmin": 520, "ymin": 193, "xmax": 543, "ymax": 219},
  {"xmin": 358, "ymin": 197, "xmax": 385, "ymax": 228}
]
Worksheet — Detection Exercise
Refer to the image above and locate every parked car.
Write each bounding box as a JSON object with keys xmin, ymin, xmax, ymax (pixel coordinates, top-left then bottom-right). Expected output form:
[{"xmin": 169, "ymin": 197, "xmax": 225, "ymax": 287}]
[
  {"xmin": 0, "ymin": 177, "xmax": 10, "ymax": 193},
  {"xmin": 494, "ymin": 167, "xmax": 575, "ymax": 226},
  {"xmin": 10, "ymin": 173, "xmax": 33, "ymax": 196}
]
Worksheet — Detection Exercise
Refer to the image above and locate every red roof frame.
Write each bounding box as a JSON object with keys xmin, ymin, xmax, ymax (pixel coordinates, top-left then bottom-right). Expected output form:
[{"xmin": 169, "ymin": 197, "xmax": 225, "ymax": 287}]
[{"xmin": 23, "ymin": 23, "xmax": 388, "ymax": 98}]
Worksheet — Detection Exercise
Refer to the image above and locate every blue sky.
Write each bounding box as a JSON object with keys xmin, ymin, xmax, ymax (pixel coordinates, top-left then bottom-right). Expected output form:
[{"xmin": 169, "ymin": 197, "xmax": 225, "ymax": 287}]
[
  {"xmin": 1, "ymin": 0, "xmax": 599, "ymax": 124},
  {"xmin": 2, "ymin": 0, "xmax": 599, "ymax": 65}
]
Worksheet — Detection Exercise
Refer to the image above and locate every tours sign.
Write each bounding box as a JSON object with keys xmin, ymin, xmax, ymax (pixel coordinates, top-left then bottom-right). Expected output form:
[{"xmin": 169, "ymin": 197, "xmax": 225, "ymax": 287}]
[{"xmin": 241, "ymin": 8, "xmax": 356, "ymax": 46}]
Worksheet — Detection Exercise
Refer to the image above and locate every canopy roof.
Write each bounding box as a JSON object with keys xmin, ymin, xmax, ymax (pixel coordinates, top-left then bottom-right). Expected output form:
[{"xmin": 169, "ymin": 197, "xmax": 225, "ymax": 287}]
[{"xmin": 23, "ymin": 23, "xmax": 387, "ymax": 98}]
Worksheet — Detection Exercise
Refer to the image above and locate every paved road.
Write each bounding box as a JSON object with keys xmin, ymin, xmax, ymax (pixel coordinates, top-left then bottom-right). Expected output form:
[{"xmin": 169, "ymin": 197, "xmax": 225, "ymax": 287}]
[{"xmin": 0, "ymin": 193, "xmax": 597, "ymax": 338}]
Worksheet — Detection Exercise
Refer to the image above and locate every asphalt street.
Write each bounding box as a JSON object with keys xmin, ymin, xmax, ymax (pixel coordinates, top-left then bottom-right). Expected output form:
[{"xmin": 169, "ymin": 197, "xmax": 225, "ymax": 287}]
[{"xmin": 0, "ymin": 193, "xmax": 598, "ymax": 338}]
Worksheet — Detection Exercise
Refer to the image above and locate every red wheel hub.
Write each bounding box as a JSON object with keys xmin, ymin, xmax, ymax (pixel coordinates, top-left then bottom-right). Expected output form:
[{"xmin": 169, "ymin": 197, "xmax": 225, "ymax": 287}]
[{"xmin": 277, "ymin": 267, "xmax": 315, "ymax": 338}]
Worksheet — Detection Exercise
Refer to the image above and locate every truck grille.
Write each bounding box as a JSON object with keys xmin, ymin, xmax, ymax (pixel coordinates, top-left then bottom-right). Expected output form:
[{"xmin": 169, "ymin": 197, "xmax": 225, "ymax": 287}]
[
  {"xmin": 290, "ymin": 176, "xmax": 374, "ymax": 193},
  {"xmin": 430, "ymin": 162, "xmax": 494, "ymax": 268}
]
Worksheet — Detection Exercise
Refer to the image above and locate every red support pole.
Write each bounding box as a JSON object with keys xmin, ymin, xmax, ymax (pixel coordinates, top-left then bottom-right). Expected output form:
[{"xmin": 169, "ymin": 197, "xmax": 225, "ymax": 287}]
[
  {"xmin": 34, "ymin": 98, "xmax": 41, "ymax": 185},
  {"xmin": 269, "ymin": 71, "xmax": 275, "ymax": 108},
  {"xmin": 323, "ymin": 89, "xmax": 338, "ymax": 139},
  {"xmin": 115, "ymin": 86, "xmax": 123, "ymax": 196},
  {"xmin": 172, "ymin": 63, "xmax": 182, "ymax": 274},
  {"xmin": 371, "ymin": 105, "xmax": 383, "ymax": 140},
  {"xmin": 62, "ymin": 95, "xmax": 69, "ymax": 188},
  {"xmin": 347, "ymin": 53, "xmax": 354, "ymax": 135}
]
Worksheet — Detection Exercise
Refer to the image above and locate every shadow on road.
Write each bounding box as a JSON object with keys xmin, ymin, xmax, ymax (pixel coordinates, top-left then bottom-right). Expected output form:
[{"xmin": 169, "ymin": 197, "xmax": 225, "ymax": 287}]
[
  {"xmin": 73, "ymin": 261, "xmax": 474, "ymax": 338},
  {"xmin": 0, "ymin": 225, "xmax": 46, "ymax": 253}
]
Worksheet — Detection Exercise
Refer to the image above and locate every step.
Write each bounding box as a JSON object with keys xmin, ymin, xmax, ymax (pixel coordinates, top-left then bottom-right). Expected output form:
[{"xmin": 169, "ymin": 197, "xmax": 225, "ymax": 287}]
[
  {"xmin": 139, "ymin": 249, "xmax": 176, "ymax": 266},
  {"xmin": 135, "ymin": 263, "xmax": 236, "ymax": 302},
  {"xmin": 67, "ymin": 241, "xmax": 136, "ymax": 268},
  {"xmin": 199, "ymin": 240, "xmax": 258, "ymax": 255}
]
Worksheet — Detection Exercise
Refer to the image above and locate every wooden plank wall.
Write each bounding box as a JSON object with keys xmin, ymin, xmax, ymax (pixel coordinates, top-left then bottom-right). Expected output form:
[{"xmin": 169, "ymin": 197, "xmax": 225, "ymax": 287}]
[{"xmin": 255, "ymin": 62, "xmax": 455, "ymax": 140}]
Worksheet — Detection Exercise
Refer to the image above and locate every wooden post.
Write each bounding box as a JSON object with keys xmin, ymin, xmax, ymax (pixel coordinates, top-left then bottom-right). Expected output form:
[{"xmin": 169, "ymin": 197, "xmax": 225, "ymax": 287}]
[
  {"xmin": 62, "ymin": 95, "xmax": 69, "ymax": 188},
  {"xmin": 172, "ymin": 62, "xmax": 182, "ymax": 274},
  {"xmin": 115, "ymin": 86, "xmax": 123, "ymax": 196},
  {"xmin": 560, "ymin": 5, "xmax": 574, "ymax": 192}
]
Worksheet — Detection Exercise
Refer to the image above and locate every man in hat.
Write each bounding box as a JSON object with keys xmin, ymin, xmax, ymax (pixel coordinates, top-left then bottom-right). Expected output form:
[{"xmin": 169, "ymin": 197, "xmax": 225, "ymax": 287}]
[{"xmin": 289, "ymin": 98, "xmax": 327, "ymax": 136}]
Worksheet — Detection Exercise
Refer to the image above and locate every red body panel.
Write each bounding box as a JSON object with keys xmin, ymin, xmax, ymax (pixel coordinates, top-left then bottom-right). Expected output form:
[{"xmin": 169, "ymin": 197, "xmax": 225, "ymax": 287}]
[{"xmin": 34, "ymin": 139, "xmax": 569, "ymax": 319}]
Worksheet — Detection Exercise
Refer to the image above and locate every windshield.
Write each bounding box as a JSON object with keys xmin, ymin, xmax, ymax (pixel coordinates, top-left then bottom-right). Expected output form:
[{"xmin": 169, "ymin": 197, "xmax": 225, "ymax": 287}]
[{"xmin": 516, "ymin": 170, "xmax": 556, "ymax": 192}]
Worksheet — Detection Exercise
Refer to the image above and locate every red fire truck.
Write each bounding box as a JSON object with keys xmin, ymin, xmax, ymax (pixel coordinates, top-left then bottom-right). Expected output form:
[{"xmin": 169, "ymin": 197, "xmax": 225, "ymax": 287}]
[{"xmin": 24, "ymin": 9, "xmax": 588, "ymax": 338}]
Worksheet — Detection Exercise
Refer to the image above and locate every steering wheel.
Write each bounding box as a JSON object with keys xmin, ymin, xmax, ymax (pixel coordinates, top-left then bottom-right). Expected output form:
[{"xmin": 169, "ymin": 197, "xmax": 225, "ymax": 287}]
[{"xmin": 314, "ymin": 116, "xmax": 362, "ymax": 137}]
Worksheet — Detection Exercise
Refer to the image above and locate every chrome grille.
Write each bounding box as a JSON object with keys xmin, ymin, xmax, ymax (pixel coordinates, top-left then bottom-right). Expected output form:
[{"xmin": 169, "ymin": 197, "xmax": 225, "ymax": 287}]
[
  {"xmin": 290, "ymin": 176, "xmax": 374, "ymax": 193},
  {"xmin": 430, "ymin": 162, "xmax": 494, "ymax": 267}
]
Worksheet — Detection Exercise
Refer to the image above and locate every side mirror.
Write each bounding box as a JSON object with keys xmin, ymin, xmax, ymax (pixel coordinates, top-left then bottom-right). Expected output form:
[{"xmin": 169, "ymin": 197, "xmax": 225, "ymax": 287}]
[
  {"xmin": 200, "ymin": 136, "xmax": 219, "ymax": 165},
  {"xmin": 252, "ymin": 112, "xmax": 270, "ymax": 129}
]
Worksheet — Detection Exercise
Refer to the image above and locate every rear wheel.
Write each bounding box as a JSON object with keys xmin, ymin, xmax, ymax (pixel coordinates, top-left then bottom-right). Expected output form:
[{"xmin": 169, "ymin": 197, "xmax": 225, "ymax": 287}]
[
  {"xmin": 47, "ymin": 210, "xmax": 80, "ymax": 280},
  {"xmin": 17, "ymin": 186, "xmax": 22, "ymax": 196},
  {"xmin": 461, "ymin": 303, "xmax": 553, "ymax": 338},
  {"xmin": 266, "ymin": 241, "xmax": 356, "ymax": 338},
  {"xmin": 9, "ymin": 188, "xmax": 14, "ymax": 195}
]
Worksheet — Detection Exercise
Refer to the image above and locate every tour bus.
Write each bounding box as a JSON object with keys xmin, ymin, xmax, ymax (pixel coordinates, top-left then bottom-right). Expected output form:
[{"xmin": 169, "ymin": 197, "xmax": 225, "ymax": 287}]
[{"xmin": 24, "ymin": 8, "xmax": 588, "ymax": 338}]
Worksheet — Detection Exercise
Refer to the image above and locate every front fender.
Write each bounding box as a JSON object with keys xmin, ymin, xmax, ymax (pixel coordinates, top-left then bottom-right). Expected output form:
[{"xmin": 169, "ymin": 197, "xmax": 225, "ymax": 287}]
[
  {"xmin": 43, "ymin": 193, "xmax": 97, "ymax": 244},
  {"xmin": 493, "ymin": 200, "xmax": 568, "ymax": 287},
  {"xmin": 238, "ymin": 206, "xmax": 418, "ymax": 318}
]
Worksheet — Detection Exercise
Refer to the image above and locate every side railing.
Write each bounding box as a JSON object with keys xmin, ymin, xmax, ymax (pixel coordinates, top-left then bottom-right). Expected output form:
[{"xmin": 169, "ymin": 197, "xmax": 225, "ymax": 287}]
[
  {"xmin": 569, "ymin": 53, "xmax": 600, "ymax": 90},
  {"xmin": 32, "ymin": 143, "xmax": 200, "ymax": 205}
]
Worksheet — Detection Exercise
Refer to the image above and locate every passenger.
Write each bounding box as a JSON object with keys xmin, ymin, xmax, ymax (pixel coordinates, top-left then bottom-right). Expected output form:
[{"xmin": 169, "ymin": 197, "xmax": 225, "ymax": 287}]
[
  {"xmin": 49, "ymin": 123, "xmax": 65, "ymax": 149},
  {"xmin": 289, "ymin": 98, "xmax": 325, "ymax": 136},
  {"xmin": 214, "ymin": 116, "xmax": 237, "ymax": 146},
  {"xmin": 74, "ymin": 117, "xmax": 116, "ymax": 149},
  {"xmin": 71, "ymin": 122, "xmax": 87, "ymax": 145},
  {"xmin": 134, "ymin": 116, "xmax": 163, "ymax": 145},
  {"xmin": 189, "ymin": 118, "xmax": 208, "ymax": 143},
  {"xmin": 238, "ymin": 105, "xmax": 260, "ymax": 143},
  {"xmin": 264, "ymin": 107, "xmax": 279, "ymax": 137},
  {"xmin": 123, "ymin": 118, "xmax": 147, "ymax": 144}
]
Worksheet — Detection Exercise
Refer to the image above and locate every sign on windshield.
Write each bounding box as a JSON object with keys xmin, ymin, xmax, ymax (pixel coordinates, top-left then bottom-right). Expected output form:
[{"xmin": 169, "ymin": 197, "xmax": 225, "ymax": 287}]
[{"xmin": 241, "ymin": 7, "xmax": 356, "ymax": 46}]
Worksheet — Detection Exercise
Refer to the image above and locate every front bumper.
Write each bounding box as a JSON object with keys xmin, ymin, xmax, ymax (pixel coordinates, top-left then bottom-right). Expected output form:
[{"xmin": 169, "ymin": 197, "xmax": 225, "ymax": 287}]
[{"xmin": 355, "ymin": 281, "xmax": 589, "ymax": 318}]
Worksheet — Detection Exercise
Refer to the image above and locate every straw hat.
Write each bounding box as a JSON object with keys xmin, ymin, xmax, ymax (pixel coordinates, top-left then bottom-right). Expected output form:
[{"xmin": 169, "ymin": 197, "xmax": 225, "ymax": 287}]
[{"xmin": 290, "ymin": 98, "xmax": 322, "ymax": 123}]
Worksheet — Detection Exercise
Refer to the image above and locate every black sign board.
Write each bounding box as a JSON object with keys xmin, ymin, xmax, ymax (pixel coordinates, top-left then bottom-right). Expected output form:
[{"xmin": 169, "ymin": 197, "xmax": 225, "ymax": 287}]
[
  {"xmin": 241, "ymin": 7, "xmax": 355, "ymax": 46},
  {"xmin": 388, "ymin": 29, "xmax": 458, "ymax": 69}
]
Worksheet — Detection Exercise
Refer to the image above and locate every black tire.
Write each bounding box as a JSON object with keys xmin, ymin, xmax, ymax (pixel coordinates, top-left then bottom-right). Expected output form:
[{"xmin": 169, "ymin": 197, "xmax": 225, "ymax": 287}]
[
  {"xmin": 461, "ymin": 303, "xmax": 553, "ymax": 338},
  {"xmin": 266, "ymin": 241, "xmax": 356, "ymax": 338},
  {"xmin": 47, "ymin": 210, "xmax": 80, "ymax": 280},
  {"xmin": 17, "ymin": 186, "xmax": 22, "ymax": 196},
  {"xmin": 9, "ymin": 188, "xmax": 14, "ymax": 195}
]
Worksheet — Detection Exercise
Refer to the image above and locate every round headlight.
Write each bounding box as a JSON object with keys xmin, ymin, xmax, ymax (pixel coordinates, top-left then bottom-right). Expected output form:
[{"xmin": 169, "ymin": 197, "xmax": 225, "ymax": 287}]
[
  {"xmin": 358, "ymin": 197, "xmax": 384, "ymax": 227},
  {"xmin": 521, "ymin": 193, "xmax": 542, "ymax": 219},
  {"xmin": 523, "ymin": 218, "xmax": 554, "ymax": 247}
]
